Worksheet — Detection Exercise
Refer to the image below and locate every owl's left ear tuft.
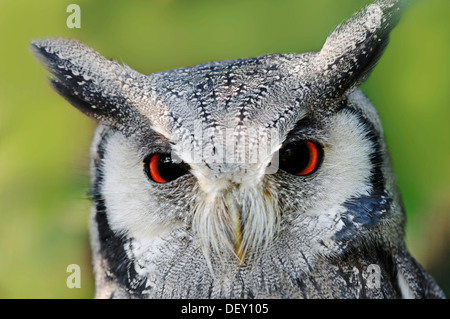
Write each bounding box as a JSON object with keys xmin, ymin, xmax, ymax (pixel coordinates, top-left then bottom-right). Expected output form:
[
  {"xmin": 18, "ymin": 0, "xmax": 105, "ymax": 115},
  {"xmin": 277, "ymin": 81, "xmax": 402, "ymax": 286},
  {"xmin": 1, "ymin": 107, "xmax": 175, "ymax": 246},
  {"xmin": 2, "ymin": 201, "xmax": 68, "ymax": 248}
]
[
  {"xmin": 30, "ymin": 38, "xmax": 144, "ymax": 128},
  {"xmin": 312, "ymin": 0, "xmax": 407, "ymax": 101}
]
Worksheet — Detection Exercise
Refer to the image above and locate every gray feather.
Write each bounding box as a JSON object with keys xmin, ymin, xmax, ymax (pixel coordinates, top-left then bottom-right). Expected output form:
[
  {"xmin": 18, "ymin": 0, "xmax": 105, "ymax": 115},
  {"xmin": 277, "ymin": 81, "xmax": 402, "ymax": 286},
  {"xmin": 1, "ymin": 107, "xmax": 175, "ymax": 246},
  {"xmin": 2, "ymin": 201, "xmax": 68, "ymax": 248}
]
[{"xmin": 31, "ymin": 0, "xmax": 445, "ymax": 299}]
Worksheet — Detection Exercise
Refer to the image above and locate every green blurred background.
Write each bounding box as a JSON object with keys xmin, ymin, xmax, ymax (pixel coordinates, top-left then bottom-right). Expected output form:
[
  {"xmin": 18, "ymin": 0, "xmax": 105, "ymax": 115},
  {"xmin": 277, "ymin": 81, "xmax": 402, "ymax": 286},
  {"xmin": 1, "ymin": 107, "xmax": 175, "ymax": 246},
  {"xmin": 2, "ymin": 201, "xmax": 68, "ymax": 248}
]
[{"xmin": 0, "ymin": 0, "xmax": 448, "ymax": 298}]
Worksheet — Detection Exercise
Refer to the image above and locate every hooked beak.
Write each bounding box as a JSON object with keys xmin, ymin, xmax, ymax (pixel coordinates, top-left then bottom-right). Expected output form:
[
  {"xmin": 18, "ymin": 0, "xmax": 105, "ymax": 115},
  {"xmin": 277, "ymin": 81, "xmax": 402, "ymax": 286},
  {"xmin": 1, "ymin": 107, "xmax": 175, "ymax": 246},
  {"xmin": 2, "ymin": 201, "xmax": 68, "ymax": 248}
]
[
  {"xmin": 224, "ymin": 190, "xmax": 245, "ymax": 265},
  {"xmin": 192, "ymin": 172, "xmax": 279, "ymax": 269}
]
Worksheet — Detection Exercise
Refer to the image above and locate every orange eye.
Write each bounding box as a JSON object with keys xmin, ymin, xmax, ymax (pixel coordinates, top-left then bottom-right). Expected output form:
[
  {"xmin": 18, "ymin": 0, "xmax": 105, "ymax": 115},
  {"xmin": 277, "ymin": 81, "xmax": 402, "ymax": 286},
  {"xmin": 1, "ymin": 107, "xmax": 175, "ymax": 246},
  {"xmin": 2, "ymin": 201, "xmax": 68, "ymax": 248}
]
[
  {"xmin": 149, "ymin": 154, "xmax": 167, "ymax": 183},
  {"xmin": 297, "ymin": 141, "xmax": 318, "ymax": 175},
  {"xmin": 279, "ymin": 140, "xmax": 323, "ymax": 176},
  {"xmin": 144, "ymin": 154, "xmax": 189, "ymax": 184}
]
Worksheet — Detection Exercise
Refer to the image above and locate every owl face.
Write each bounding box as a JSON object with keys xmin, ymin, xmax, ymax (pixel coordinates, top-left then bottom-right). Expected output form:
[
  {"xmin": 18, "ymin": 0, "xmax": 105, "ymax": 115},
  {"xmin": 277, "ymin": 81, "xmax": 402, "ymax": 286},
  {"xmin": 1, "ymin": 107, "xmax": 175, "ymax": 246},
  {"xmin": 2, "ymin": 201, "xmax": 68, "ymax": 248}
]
[
  {"xmin": 93, "ymin": 60, "xmax": 389, "ymax": 269},
  {"xmin": 32, "ymin": 0, "xmax": 432, "ymax": 298}
]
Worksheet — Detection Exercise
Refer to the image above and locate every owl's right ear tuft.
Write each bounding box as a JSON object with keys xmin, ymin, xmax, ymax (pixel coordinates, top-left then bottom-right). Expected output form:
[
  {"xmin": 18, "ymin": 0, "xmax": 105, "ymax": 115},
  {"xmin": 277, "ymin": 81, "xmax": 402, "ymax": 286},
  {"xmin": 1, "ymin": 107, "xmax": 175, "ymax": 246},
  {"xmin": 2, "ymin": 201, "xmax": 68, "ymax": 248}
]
[
  {"xmin": 30, "ymin": 38, "xmax": 141, "ymax": 126},
  {"xmin": 311, "ymin": 0, "xmax": 407, "ymax": 102}
]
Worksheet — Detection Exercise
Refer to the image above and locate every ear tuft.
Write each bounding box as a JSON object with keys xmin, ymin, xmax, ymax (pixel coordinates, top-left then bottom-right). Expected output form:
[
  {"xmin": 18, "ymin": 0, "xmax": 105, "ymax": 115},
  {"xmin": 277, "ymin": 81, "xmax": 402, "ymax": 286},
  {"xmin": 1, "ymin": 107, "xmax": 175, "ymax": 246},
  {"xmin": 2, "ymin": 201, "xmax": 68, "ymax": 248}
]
[
  {"xmin": 31, "ymin": 38, "xmax": 142, "ymax": 126},
  {"xmin": 312, "ymin": 0, "xmax": 407, "ymax": 101}
]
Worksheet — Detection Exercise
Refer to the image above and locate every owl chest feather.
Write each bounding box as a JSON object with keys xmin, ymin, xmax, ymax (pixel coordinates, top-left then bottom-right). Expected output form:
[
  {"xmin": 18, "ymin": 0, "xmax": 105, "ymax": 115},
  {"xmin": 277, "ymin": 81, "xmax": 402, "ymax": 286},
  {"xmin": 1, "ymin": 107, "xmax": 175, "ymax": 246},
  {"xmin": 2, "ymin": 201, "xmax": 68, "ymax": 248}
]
[{"xmin": 91, "ymin": 214, "xmax": 403, "ymax": 299}]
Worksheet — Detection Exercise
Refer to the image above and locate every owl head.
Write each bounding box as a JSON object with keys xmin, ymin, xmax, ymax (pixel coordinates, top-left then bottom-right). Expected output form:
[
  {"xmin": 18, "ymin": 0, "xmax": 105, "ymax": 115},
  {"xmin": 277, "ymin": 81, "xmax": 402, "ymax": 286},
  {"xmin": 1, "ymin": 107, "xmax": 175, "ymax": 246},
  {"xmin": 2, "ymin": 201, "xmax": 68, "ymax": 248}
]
[{"xmin": 31, "ymin": 0, "xmax": 416, "ymax": 294}]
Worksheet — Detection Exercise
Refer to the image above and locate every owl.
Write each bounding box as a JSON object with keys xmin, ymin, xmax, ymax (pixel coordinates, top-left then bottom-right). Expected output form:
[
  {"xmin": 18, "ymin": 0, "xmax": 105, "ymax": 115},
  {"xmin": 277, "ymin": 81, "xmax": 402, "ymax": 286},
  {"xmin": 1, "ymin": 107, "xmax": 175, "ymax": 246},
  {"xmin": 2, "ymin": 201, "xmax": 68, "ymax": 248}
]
[{"xmin": 32, "ymin": 0, "xmax": 445, "ymax": 298}]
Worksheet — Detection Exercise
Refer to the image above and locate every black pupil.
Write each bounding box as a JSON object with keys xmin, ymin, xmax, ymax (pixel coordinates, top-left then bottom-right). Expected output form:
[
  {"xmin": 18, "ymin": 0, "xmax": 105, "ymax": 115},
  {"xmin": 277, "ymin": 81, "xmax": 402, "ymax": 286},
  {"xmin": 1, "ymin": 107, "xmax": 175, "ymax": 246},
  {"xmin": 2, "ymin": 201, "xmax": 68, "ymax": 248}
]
[
  {"xmin": 279, "ymin": 141, "xmax": 320, "ymax": 175},
  {"xmin": 155, "ymin": 155, "xmax": 189, "ymax": 182}
]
